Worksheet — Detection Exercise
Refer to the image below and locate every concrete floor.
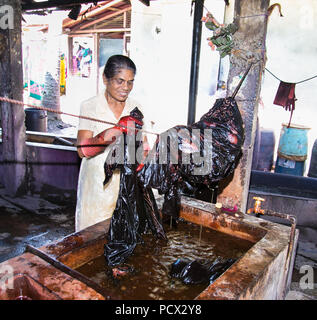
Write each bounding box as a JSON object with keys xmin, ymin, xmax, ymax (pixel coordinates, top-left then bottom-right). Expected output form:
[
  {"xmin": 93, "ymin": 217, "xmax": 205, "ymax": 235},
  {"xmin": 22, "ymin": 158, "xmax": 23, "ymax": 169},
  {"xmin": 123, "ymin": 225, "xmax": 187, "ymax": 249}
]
[
  {"xmin": 0, "ymin": 187, "xmax": 75, "ymax": 264},
  {"xmin": 0, "ymin": 184, "xmax": 316, "ymax": 300}
]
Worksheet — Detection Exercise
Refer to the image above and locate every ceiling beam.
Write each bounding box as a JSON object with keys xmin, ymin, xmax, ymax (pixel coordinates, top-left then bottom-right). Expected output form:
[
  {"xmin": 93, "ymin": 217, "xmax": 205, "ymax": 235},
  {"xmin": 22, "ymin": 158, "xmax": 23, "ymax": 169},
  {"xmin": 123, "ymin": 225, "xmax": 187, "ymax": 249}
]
[
  {"xmin": 68, "ymin": 27, "xmax": 130, "ymax": 34},
  {"xmin": 77, "ymin": 6, "xmax": 130, "ymax": 30},
  {"xmin": 21, "ymin": 0, "xmax": 105, "ymax": 11},
  {"xmin": 63, "ymin": 0, "xmax": 124, "ymax": 29},
  {"xmin": 138, "ymin": 0, "xmax": 149, "ymax": 6}
]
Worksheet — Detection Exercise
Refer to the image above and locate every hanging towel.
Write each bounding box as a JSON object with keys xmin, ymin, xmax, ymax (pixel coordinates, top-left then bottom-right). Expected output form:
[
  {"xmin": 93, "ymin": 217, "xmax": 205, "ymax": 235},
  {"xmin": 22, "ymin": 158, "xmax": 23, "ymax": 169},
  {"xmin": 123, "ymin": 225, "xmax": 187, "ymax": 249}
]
[{"xmin": 273, "ymin": 81, "xmax": 296, "ymax": 127}]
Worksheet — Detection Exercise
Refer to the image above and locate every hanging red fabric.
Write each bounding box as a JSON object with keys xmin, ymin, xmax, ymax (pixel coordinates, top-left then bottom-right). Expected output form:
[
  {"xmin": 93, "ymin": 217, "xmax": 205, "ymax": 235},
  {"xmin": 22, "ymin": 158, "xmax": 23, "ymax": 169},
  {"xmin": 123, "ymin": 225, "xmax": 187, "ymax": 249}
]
[{"xmin": 273, "ymin": 81, "xmax": 297, "ymax": 127}]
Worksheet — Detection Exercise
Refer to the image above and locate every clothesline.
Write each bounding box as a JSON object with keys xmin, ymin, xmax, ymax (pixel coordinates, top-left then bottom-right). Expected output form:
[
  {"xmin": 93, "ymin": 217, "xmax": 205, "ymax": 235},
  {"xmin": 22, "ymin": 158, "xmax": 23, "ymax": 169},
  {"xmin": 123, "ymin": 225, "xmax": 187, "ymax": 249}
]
[
  {"xmin": 0, "ymin": 96, "xmax": 160, "ymax": 137},
  {"xmin": 265, "ymin": 68, "xmax": 317, "ymax": 84}
]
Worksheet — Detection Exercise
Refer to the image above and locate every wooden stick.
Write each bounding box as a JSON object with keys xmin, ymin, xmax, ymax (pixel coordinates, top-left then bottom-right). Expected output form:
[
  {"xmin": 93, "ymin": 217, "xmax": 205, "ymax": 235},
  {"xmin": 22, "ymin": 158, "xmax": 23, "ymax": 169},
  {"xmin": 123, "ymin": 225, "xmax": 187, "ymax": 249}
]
[
  {"xmin": 25, "ymin": 244, "xmax": 117, "ymax": 300},
  {"xmin": 231, "ymin": 63, "xmax": 253, "ymax": 99}
]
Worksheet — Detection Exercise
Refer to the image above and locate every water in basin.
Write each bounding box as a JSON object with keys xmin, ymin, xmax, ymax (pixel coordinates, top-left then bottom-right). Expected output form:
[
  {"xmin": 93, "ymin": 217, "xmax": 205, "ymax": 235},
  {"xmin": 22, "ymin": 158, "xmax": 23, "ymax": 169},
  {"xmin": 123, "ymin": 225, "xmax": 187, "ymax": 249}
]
[{"xmin": 76, "ymin": 219, "xmax": 253, "ymax": 300}]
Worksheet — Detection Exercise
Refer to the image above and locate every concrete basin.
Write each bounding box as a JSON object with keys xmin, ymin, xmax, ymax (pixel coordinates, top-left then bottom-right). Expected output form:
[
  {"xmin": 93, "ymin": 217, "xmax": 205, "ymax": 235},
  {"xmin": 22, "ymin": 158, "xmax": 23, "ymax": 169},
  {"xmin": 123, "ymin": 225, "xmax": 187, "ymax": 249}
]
[
  {"xmin": 0, "ymin": 273, "xmax": 62, "ymax": 300},
  {"xmin": 0, "ymin": 196, "xmax": 298, "ymax": 300}
]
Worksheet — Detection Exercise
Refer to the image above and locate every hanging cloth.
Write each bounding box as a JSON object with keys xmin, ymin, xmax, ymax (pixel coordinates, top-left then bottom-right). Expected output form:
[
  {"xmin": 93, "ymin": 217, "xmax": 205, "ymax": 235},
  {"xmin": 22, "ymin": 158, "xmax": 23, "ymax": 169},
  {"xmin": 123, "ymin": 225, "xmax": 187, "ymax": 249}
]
[
  {"xmin": 60, "ymin": 55, "xmax": 66, "ymax": 95},
  {"xmin": 273, "ymin": 81, "xmax": 297, "ymax": 127}
]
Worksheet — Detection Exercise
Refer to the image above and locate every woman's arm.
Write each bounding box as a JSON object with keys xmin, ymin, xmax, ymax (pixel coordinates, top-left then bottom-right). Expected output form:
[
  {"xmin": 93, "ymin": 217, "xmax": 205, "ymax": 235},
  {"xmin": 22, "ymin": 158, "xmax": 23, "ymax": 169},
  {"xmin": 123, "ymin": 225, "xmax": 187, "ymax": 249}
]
[
  {"xmin": 76, "ymin": 129, "xmax": 93, "ymax": 158},
  {"xmin": 76, "ymin": 128, "xmax": 123, "ymax": 159}
]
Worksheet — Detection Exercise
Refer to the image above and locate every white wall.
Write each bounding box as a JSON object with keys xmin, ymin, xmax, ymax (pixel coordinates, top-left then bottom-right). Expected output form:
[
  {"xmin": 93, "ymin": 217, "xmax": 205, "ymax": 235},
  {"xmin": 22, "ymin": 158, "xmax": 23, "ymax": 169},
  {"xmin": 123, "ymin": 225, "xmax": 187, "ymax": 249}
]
[{"xmin": 129, "ymin": 0, "xmax": 226, "ymax": 138}]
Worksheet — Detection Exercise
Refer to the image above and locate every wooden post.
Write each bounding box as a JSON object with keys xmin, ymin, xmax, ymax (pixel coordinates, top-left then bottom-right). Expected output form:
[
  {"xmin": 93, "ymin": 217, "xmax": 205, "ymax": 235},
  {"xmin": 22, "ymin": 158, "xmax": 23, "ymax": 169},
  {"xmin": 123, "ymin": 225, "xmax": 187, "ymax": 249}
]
[
  {"xmin": 0, "ymin": 0, "xmax": 27, "ymax": 195},
  {"xmin": 217, "ymin": 0, "xmax": 270, "ymax": 213}
]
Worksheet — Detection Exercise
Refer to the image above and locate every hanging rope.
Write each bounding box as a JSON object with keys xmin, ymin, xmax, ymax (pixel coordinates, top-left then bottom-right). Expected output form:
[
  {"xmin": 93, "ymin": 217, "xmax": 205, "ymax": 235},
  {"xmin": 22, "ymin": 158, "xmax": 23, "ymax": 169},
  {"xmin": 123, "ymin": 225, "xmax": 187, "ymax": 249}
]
[
  {"xmin": 265, "ymin": 68, "xmax": 317, "ymax": 84},
  {"xmin": 0, "ymin": 96, "xmax": 159, "ymax": 137}
]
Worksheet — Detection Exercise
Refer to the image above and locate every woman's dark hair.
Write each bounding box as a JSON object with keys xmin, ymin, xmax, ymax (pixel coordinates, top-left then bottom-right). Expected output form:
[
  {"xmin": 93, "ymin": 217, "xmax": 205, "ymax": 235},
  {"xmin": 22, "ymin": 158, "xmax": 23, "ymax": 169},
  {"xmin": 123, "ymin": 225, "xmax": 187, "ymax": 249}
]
[{"xmin": 103, "ymin": 55, "xmax": 136, "ymax": 79}]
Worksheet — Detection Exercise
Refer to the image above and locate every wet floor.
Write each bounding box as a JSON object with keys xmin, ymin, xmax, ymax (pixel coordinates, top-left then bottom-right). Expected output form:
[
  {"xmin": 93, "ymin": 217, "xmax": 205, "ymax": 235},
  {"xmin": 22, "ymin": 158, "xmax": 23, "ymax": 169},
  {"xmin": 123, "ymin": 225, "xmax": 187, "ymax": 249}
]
[{"xmin": 0, "ymin": 187, "xmax": 75, "ymax": 264}]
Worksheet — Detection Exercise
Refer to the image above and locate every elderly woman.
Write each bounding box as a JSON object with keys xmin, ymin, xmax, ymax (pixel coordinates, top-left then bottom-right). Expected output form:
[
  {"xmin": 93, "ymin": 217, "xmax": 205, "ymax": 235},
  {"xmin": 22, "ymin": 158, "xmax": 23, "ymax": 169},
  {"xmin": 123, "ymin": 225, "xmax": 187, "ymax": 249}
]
[{"xmin": 75, "ymin": 55, "xmax": 148, "ymax": 232}]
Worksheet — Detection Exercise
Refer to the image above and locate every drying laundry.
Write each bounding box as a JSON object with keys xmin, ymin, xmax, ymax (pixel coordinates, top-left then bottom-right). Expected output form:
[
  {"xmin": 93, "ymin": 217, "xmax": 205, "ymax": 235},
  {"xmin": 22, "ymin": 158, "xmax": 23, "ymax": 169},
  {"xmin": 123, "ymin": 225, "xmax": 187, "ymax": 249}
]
[{"xmin": 273, "ymin": 81, "xmax": 297, "ymax": 127}]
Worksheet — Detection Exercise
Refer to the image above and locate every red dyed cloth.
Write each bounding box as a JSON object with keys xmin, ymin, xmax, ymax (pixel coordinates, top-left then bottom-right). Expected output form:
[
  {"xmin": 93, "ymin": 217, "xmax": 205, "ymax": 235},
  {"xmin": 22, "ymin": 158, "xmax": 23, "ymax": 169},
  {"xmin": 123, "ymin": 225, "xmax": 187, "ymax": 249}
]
[{"xmin": 273, "ymin": 81, "xmax": 296, "ymax": 127}]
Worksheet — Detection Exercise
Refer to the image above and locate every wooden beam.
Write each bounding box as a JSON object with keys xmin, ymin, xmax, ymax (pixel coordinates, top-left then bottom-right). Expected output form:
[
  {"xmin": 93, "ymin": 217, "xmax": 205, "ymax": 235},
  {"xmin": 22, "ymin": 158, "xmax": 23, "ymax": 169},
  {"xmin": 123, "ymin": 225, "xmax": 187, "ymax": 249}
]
[
  {"xmin": 91, "ymin": 14, "xmax": 122, "ymax": 29},
  {"xmin": 68, "ymin": 28, "xmax": 130, "ymax": 34},
  {"xmin": 67, "ymin": 34, "xmax": 94, "ymax": 37},
  {"xmin": 138, "ymin": 0, "xmax": 149, "ymax": 6},
  {"xmin": 22, "ymin": 0, "xmax": 105, "ymax": 11},
  {"xmin": 63, "ymin": 0, "xmax": 124, "ymax": 29},
  {"xmin": 217, "ymin": 0, "xmax": 270, "ymax": 213},
  {"xmin": 0, "ymin": 0, "xmax": 27, "ymax": 196},
  {"xmin": 78, "ymin": 6, "xmax": 130, "ymax": 30}
]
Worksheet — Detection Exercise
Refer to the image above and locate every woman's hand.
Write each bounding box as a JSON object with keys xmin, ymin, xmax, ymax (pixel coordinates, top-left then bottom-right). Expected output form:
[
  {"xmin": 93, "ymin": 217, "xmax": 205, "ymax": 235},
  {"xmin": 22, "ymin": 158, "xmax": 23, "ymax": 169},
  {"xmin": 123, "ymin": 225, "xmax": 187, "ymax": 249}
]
[{"xmin": 114, "ymin": 115, "xmax": 143, "ymax": 134}]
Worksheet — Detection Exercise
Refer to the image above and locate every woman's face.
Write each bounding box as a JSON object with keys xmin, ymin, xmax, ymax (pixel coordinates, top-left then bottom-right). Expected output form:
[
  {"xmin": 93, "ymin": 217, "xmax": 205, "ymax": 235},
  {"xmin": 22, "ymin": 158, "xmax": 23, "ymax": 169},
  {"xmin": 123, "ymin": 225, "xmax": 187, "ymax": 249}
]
[{"xmin": 105, "ymin": 68, "xmax": 135, "ymax": 102}]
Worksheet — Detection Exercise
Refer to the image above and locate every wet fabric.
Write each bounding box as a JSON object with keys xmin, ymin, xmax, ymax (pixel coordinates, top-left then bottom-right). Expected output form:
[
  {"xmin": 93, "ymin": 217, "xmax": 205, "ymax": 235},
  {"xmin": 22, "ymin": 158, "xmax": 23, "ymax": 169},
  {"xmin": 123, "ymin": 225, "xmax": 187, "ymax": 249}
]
[
  {"xmin": 170, "ymin": 258, "xmax": 236, "ymax": 285},
  {"xmin": 103, "ymin": 97, "xmax": 244, "ymax": 267},
  {"xmin": 273, "ymin": 81, "xmax": 296, "ymax": 127},
  {"xmin": 104, "ymin": 107, "xmax": 167, "ymax": 267},
  {"xmin": 137, "ymin": 97, "xmax": 244, "ymax": 218}
]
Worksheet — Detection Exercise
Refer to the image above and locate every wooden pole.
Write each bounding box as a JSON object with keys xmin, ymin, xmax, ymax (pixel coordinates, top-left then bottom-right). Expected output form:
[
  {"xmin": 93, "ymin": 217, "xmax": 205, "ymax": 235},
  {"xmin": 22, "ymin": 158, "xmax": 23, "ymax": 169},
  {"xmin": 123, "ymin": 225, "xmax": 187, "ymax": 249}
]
[
  {"xmin": 217, "ymin": 0, "xmax": 270, "ymax": 213},
  {"xmin": 0, "ymin": 0, "xmax": 27, "ymax": 196}
]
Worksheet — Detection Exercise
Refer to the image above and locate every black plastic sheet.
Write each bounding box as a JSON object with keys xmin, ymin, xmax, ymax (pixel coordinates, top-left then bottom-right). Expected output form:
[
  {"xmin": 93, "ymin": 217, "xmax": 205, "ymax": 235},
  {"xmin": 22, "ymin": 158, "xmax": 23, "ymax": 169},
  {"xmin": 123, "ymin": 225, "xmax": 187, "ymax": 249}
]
[
  {"xmin": 103, "ymin": 97, "xmax": 244, "ymax": 267},
  {"xmin": 104, "ymin": 108, "xmax": 167, "ymax": 267},
  {"xmin": 137, "ymin": 97, "xmax": 244, "ymax": 217},
  {"xmin": 170, "ymin": 258, "xmax": 236, "ymax": 285}
]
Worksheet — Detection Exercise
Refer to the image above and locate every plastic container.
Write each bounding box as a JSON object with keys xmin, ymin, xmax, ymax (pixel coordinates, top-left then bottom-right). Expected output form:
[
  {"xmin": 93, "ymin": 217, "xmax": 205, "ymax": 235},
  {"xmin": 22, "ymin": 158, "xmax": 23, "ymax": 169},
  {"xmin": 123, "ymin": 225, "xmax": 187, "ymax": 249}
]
[
  {"xmin": 25, "ymin": 108, "xmax": 47, "ymax": 132},
  {"xmin": 277, "ymin": 123, "xmax": 310, "ymax": 161},
  {"xmin": 308, "ymin": 139, "xmax": 317, "ymax": 178},
  {"xmin": 274, "ymin": 123, "xmax": 310, "ymax": 176},
  {"xmin": 257, "ymin": 130, "xmax": 275, "ymax": 171},
  {"xmin": 274, "ymin": 156, "xmax": 305, "ymax": 176}
]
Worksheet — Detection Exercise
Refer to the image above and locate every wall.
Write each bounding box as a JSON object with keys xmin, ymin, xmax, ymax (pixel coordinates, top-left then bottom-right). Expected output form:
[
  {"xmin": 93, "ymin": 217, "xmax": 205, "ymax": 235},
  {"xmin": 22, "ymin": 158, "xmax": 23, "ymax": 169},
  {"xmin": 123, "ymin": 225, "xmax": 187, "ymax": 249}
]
[
  {"xmin": 248, "ymin": 170, "xmax": 317, "ymax": 228},
  {"xmin": 0, "ymin": 142, "xmax": 80, "ymax": 196},
  {"xmin": 26, "ymin": 143, "xmax": 81, "ymax": 194},
  {"xmin": 129, "ymin": 0, "xmax": 317, "ymax": 175},
  {"xmin": 129, "ymin": 0, "xmax": 226, "ymax": 138}
]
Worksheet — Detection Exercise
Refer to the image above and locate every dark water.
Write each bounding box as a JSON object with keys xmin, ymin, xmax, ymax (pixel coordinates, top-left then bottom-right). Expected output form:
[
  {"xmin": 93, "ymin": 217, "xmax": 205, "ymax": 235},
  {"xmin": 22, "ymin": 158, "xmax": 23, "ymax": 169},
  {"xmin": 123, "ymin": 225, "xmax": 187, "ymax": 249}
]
[{"xmin": 76, "ymin": 220, "xmax": 253, "ymax": 300}]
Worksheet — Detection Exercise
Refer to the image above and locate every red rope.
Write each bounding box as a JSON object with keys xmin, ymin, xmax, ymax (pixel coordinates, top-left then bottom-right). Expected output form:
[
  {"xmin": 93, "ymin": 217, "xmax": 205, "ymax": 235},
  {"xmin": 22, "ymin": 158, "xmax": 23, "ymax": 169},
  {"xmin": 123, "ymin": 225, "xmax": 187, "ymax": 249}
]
[{"xmin": 0, "ymin": 96, "xmax": 159, "ymax": 136}]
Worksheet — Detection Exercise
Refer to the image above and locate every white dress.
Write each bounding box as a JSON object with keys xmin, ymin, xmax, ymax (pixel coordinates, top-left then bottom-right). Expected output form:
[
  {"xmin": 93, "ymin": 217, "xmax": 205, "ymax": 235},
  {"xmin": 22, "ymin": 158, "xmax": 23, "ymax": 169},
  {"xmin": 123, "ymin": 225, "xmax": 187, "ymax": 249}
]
[{"xmin": 75, "ymin": 90, "xmax": 147, "ymax": 232}]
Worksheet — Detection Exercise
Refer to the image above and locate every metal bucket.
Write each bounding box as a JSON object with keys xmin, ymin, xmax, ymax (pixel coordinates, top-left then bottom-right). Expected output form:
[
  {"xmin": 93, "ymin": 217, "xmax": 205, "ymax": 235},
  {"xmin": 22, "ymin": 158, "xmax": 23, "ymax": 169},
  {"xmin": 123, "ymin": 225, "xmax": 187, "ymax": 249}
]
[
  {"xmin": 25, "ymin": 108, "xmax": 47, "ymax": 132},
  {"xmin": 275, "ymin": 123, "xmax": 310, "ymax": 176}
]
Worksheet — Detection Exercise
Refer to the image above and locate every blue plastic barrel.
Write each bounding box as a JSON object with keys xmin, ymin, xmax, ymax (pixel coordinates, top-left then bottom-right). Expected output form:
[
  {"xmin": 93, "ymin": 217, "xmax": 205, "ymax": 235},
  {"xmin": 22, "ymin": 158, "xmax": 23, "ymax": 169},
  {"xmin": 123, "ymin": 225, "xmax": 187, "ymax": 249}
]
[
  {"xmin": 275, "ymin": 156, "xmax": 306, "ymax": 176},
  {"xmin": 274, "ymin": 123, "xmax": 310, "ymax": 176}
]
